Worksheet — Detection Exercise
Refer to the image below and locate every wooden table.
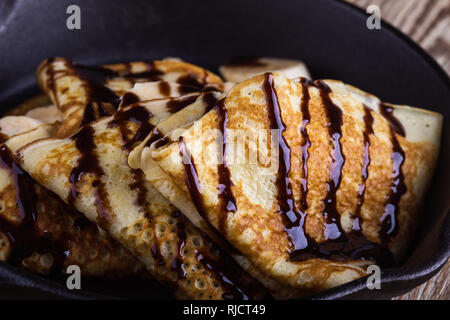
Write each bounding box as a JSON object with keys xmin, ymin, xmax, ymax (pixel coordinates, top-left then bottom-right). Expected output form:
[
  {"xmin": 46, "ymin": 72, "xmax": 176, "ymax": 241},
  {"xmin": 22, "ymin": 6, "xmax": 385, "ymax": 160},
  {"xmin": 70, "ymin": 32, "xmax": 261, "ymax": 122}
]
[{"xmin": 345, "ymin": 0, "xmax": 449, "ymax": 300}]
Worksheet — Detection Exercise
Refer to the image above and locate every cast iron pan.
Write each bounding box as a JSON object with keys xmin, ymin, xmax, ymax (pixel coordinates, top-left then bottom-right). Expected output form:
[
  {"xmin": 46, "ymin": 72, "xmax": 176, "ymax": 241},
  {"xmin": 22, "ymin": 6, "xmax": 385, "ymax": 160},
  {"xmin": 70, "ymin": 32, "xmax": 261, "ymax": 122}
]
[{"xmin": 0, "ymin": 0, "xmax": 448, "ymax": 299}]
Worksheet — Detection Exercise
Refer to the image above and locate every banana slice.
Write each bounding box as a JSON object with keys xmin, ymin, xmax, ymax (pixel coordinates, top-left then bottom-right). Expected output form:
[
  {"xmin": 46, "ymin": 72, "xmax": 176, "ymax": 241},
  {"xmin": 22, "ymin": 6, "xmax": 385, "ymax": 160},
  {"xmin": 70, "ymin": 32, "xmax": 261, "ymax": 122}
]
[
  {"xmin": 25, "ymin": 104, "xmax": 61, "ymax": 123},
  {"xmin": 0, "ymin": 116, "xmax": 44, "ymax": 137},
  {"xmin": 219, "ymin": 57, "xmax": 311, "ymax": 82}
]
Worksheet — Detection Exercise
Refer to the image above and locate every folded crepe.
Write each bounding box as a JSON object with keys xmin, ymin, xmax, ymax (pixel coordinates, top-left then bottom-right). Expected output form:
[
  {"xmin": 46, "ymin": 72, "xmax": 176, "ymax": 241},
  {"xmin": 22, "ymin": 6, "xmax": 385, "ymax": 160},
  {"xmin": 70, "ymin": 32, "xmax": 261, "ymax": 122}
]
[
  {"xmin": 0, "ymin": 122, "xmax": 147, "ymax": 277},
  {"xmin": 2, "ymin": 56, "xmax": 219, "ymax": 279},
  {"xmin": 36, "ymin": 57, "xmax": 222, "ymax": 137},
  {"xmin": 139, "ymin": 73, "xmax": 442, "ymax": 293},
  {"xmin": 128, "ymin": 90, "xmax": 303, "ymax": 299},
  {"xmin": 16, "ymin": 78, "xmax": 272, "ymax": 299}
]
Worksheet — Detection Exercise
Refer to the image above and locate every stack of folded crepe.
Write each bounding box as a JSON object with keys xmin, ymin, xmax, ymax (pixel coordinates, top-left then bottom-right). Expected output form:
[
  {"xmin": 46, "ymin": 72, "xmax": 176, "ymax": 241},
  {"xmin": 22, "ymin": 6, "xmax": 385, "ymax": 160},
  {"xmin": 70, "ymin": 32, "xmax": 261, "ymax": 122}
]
[{"xmin": 0, "ymin": 56, "xmax": 442, "ymax": 299}]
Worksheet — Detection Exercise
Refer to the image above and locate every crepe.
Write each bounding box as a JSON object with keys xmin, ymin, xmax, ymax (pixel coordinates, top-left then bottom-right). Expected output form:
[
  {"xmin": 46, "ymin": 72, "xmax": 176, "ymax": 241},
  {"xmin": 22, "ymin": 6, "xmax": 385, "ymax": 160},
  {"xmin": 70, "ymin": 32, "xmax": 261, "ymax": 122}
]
[
  {"xmin": 0, "ymin": 122, "xmax": 147, "ymax": 277},
  {"xmin": 16, "ymin": 83, "xmax": 271, "ymax": 299},
  {"xmin": 36, "ymin": 57, "xmax": 222, "ymax": 137},
  {"xmin": 128, "ymin": 90, "xmax": 303, "ymax": 299},
  {"xmin": 140, "ymin": 73, "xmax": 442, "ymax": 293}
]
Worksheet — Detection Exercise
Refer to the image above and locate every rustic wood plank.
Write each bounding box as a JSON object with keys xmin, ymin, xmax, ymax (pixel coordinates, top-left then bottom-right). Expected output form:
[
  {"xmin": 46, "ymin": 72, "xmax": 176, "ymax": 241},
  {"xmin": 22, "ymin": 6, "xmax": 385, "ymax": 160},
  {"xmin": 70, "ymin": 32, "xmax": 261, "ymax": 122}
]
[
  {"xmin": 346, "ymin": 0, "xmax": 450, "ymax": 74},
  {"xmin": 345, "ymin": 0, "xmax": 449, "ymax": 300},
  {"xmin": 394, "ymin": 263, "xmax": 449, "ymax": 300}
]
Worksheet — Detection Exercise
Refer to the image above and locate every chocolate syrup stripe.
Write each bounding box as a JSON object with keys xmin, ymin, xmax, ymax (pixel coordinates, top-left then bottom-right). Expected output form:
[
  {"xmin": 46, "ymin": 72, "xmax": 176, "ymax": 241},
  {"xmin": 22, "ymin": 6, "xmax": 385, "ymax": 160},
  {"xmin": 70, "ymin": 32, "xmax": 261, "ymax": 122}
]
[
  {"xmin": 108, "ymin": 106, "xmax": 239, "ymax": 286},
  {"xmin": 80, "ymin": 102, "xmax": 111, "ymax": 127},
  {"xmin": 299, "ymin": 79, "xmax": 311, "ymax": 214},
  {"xmin": 108, "ymin": 105, "xmax": 155, "ymax": 151},
  {"xmin": 43, "ymin": 58, "xmax": 60, "ymax": 108},
  {"xmin": 0, "ymin": 144, "xmax": 88, "ymax": 272},
  {"xmin": 0, "ymin": 144, "xmax": 39, "ymax": 260},
  {"xmin": 380, "ymin": 105, "xmax": 407, "ymax": 243},
  {"xmin": 68, "ymin": 125, "xmax": 113, "ymax": 227},
  {"xmin": 176, "ymin": 73, "xmax": 207, "ymax": 91},
  {"xmin": 263, "ymin": 74, "xmax": 394, "ymax": 266},
  {"xmin": 122, "ymin": 60, "xmax": 163, "ymax": 79},
  {"xmin": 145, "ymin": 91, "xmax": 219, "ymax": 149},
  {"xmin": 214, "ymin": 99, "xmax": 237, "ymax": 233},
  {"xmin": 0, "ymin": 132, "xmax": 8, "ymax": 144},
  {"xmin": 144, "ymin": 128, "xmax": 165, "ymax": 148},
  {"xmin": 170, "ymin": 212, "xmax": 188, "ymax": 279},
  {"xmin": 178, "ymin": 136, "xmax": 242, "ymax": 258},
  {"xmin": 179, "ymin": 137, "xmax": 208, "ymax": 219},
  {"xmin": 167, "ymin": 94, "xmax": 200, "ymax": 114},
  {"xmin": 352, "ymin": 106, "xmax": 375, "ymax": 232},
  {"xmin": 43, "ymin": 58, "xmax": 208, "ymax": 126},
  {"xmin": 178, "ymin": 138, "xmax": 270, "ymax": 299},
  {"xmin": 107, "ymin": 105, "xmax": 171, "ymax": 269},
  {"xmin": 42, "ymin": 59, "xmax": 119, "ymax": 122},
  {"xmin": 178, "ymin": 95, "xmax": 238, "ymax": 233},
  {"xmin": 379, "ymin": 104, "xmax": 406, "ymax": 137},
  {"xmin": 120, "ymin": 92, "xmax": 140, "ymax": 107},
  {"xmin": 315, "ymin": 80, "xmax": 347, "ymax": 241},
  {"xmin": 194, "ymin": 249, "xmax": 249, "ymax": 300},
  {"xmin": 263, "ymin": 73, "xmax": 310, "ymax": 254}
]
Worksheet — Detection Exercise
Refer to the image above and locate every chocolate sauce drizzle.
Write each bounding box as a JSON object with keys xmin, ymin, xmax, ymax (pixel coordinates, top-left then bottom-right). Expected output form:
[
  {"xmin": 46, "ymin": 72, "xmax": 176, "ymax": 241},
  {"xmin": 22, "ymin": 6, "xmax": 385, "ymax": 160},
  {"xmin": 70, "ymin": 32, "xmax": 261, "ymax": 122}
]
[
  {"xmin": 157, "ymin": 80, "xmax": 200, "ymax": 98},
  {"xmin": 379, "ymin": 104, "xmax": 406, "ymax": 243},
  {"xmin": 129, "ymin": 168, "xmax": 148, "ymax": 210},
  {"xmin": 42, "ymin": 58, "xmax": 173, "ymax": 126},
  {"xmin": 108, "ymin": 106, "xmax": 155, "ymax": 151},
  {"xmin": 192, "ymin": 231, "xmax": 270, "ymax": 300},
  {"xmin": 176, "ymin": 74, "xmax": 207, "ymax": 91},
  {"xmin": 263, "ymin": 73, "xmax": 311, "ymax": 255},
  {"xmin": 120, "ymin": 92, "xmax": 140, "ymax": 107},
  {"xmin": 0, "ymin": 145, "xmax": 71, "ymax": 271},
  {"xmin": 151, "ymin": 238, "xmax": 165, "ymax": 266},
  {"xmin": 122, "ymin": 61, "xmax": 163, "ymax": 80},
  {"xmin": 315, "ymin": 80, "xmax": 346, "ymax": 241},
  {"xmin": 166, "ymin": 94, "xmax": 200, "ymax": 114},
  {"xmin": 108, "ymin": 104, "xmax": 172, "ymax": 269},
  {"xmin": 42, "ymin": 58, "xmax": 61, "ymax": 107},
  {"xmin": 285, "ymin": 78, "xmax": 316, "ymax": 259},
  {"xmin": 176, "ymin": 140, "xmax": 266, "ymax": 298},
  {"xmin": 214, "ymin": 99, "xmax": 237, "ymax": 232},
  {"xmin": 179, "ymin": 138, "xmax": 208, "ymax": 219},
  {"xmin": 202, "ymin": 92, "xmax": 220, "ymax": 112},
  {"xmin": 298, "ymin": 79, "xmax": 311, "ymax": 216},
  {"xmin": 170, "ymin": 211, "xmax": 187, "ymax": 279},
  {"xmin": 144, "ymin": 128, "xmax": 164, "ymax": 148},
  {"xmin": 0, "ymin": 132, "xmax": 8, "ymax": 144},
  {"xmin": 0, "ymin": 145, "xmax": 38, "ymax": 262},
  {"xmin": 144, "ymin": 91, "xmax": 219, "ymax": 149},
  {"xmin": 352, "ymin": 106, "xmax": 375, "ymax": 232},
  {"xmin": 158, "ymin": 81, "xmax": 171, "ymax": 97},
  {"xmin": 262, "ymin": 74, "xmax": 394, "ymax": 266},
  {"xmin": 72, "ymin": 64, "xmax": 122, "ymax": 109},
  {"xmin": 194, "ymin": 249, "xmax": 249, "ymax": 300},
  {"xmin": 68, "ymin": 125, "xmax": 112, "ymax": 227},
  {"xmin": 80, "ymin": 102, "xmax": 111, "ymax": 126},
  {"xmin": 379, "ymin": 104, "xmax": 406, "ymax": 137},
  {"xmin": 42, "ymin": 59, "xmax": 119, "ymax": 125}
]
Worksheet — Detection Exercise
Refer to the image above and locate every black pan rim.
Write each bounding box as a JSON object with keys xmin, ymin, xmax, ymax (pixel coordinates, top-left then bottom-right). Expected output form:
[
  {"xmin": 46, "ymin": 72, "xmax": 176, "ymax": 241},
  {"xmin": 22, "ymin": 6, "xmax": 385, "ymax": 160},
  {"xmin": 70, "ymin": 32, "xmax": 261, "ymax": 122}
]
[{"xmin": 0, "ymin": 0, "xmax": 448, "ymax": 300}]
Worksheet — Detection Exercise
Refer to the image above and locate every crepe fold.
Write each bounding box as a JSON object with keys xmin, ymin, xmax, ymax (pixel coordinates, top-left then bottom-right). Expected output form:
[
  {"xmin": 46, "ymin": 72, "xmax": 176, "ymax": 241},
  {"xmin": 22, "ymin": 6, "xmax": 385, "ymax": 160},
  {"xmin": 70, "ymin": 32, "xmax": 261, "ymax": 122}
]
[
  {"xmin": 137, "ymin": 73, "xmax": 442, "ymax": 293},
  {"xmin": 36, "ymin": 57, "xmax": 222, "ymax": 137},
  {"xmin": 16, "ymin": 80, "xmax": 276, "ymax": 299},
  {"xmin": 0, "ymin": 124, "xmax": 147, "ymax": 277}
]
